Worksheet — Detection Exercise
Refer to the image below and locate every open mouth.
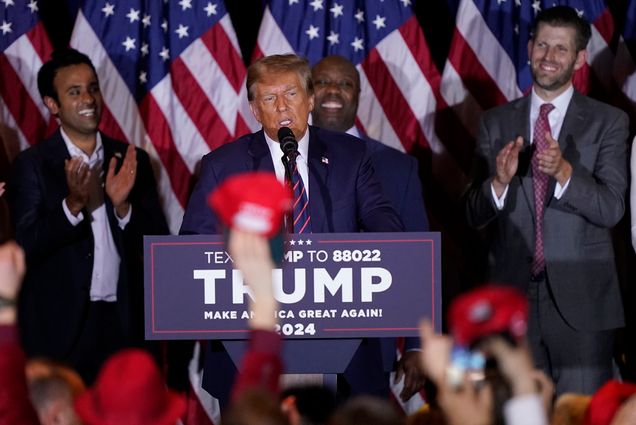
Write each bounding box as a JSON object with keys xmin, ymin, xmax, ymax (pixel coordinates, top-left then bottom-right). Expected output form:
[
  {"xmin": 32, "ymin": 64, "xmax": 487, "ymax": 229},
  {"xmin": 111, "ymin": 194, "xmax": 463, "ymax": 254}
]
[
  {"xmin": 279, "ymin": 119, "xmax": 292, "ymax": 126},
  {"xmin": 320, "ymin": 100, "xmax": 343, "ymax": 110},
  {"xmin": 78, "ymin": 108, "xmax": 96, "ymax": 117}
]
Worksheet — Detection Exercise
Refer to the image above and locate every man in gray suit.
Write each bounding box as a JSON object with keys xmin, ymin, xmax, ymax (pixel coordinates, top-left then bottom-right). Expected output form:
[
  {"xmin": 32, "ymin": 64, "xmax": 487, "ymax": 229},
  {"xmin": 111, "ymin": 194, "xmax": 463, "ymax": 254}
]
[{"xmin": 466, "ymin": 6, "xmax": 628, "ymax": 395}]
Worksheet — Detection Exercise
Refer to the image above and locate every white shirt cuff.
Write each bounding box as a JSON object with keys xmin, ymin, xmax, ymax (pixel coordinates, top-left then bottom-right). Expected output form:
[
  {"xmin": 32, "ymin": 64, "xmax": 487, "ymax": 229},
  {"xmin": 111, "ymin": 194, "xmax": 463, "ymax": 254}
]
[
  {"xmin": 491, "ymin": 183, "xmax": 509, "ymax": 210},
  {"xmin": 553, "ymin": 178, "xmax": 570, "ymax": 199},
  {"xmin": 116, "ymin": 206, "xmax": 132, "ymax": 230},
  {"xmin": 62, "ymin": 199, "xmax": 84, "ymax": 226},
  {"xmin": 503, "ymin": 394, "xmax": 548, "ymax": 425}
]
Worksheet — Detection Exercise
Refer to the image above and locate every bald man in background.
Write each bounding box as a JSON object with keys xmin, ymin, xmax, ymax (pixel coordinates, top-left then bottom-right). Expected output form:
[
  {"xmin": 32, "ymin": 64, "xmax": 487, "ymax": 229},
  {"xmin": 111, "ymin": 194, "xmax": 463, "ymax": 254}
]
[{"xmin": 312, "ymin": 55, "xmax": 429, "ymax": 401}]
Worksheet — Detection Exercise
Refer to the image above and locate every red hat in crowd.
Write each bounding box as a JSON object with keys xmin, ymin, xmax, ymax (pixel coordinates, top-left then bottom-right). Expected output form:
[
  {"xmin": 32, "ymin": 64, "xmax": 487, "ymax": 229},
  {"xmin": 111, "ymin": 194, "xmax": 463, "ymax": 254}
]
[
  {"xmin": 448, "ymin": 285, "xmax": 528, "ymax": 346},
  {"xmin": 75, "ymin": 349, "xmax": 186, "ymax": 425},
  {"xmin": 584, "ymin": 380, "xmax": 636, "ymax": 425},
  {"xmin": 208, "ymin": 172, "xmax": 292, "ymax": 237}
]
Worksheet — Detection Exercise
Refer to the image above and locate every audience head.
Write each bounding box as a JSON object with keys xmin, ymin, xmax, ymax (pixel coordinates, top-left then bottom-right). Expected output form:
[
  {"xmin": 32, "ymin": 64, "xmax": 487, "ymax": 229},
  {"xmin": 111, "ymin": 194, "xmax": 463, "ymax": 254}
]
[
  {"xmin": 225, "ymin": 389, "xmax": 290, "ymax": 425},
  {"xmin": 247, "ymin": 54, "xmax": 314, "ymax": 141},
  {"xmin": 26, "ymin": 358, "xmax": 85, "ymax": 425},
  {"xmin": 448, "ymin": 284, "xmax": 528, "ymax": 348},
  {"xmin": 280, "ymin": 385, "xmax": 336, "ymax": 425},
  {"xmin": 75, "ymin": 349, "xmax": 185, "ymax": 425},
  {"xmin": 531, "ymin": 6, "xmax": 591, "ymax": 52},
  {"xmin": 328, "ymin": 396, "xmax": 402, "ymax": 425},
  {"xmin": 311, "ymin": 56, "xmax": 360, "ymax": 132}
]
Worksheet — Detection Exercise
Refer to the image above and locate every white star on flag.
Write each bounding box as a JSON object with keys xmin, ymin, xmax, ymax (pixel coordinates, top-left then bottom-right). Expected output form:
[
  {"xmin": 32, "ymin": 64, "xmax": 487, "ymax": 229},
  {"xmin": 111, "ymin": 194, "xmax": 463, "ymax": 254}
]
[
  {"xmin": 175, "ymin": 24, "xmax": 189, "ymax": 38},
  {"xmin": 350, "ymin": 36, "xmax": 363, "ymax": 51},
  {"xmin": 354, "ymin": 9, "xmax": 364, "ymax": 23},
  {"xmin": 179, "ymin": 0, "xmax": 193, "ymax": 11},
  {"xmin": 142, "ymin": 14, "xmax": 151, "ymax": 28},
  {"xmin": 27, "ymin": 0, "xmax": 38, "ymax": 13},
  {"xmin": 122, "ymin": 36, "xmax": 136, "ymax": 51},
  {"xmin": 126, "ymin": 8, "xmax": 140, "ymax": 23},
  {"xmin": 330, "ymin": 3, "xmax": 344, "ymax": 18},
  {"xmin": 310, "ymin": 0, "xmax": 323, "ymax": 11},
  {"xmin": 101, "ymin": 2, "xmax": 115, "ymax": 17},
  {"xmin": 327, "ymin": 31, "xmax": 339, "ymax": 45},
  {"xmin": 306, "ymin": 25, "xmax": 319, "ymax": 40},
  {"xmin": 372, "ymin": 15, "xmax": 386, "ymax": 29},
  {"xmin": 159, "ymin": 46, "xmax": 170, "ymax": 61},
  {"xmin": 204, "ymin": 2, "xmax": 217, "ymax": 16}
]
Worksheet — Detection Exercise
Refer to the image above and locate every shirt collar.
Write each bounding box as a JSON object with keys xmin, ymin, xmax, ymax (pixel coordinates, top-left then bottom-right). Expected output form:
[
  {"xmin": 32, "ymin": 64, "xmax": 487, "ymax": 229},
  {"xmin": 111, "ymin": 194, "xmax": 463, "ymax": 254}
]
[
  {"xmin": 264, "ymin": 127, "xmax": 310, "ymax": 162},
  {"xmin": 346, "ymin": 126, "xmax": 360, "ymax": 138},
  {"xmin": 530, "ymin": 84, "xmax": 574, "ymax": 116},
  {"xmin": 60, "ymin": 128, "xmax": 103, "ymax": 163}
]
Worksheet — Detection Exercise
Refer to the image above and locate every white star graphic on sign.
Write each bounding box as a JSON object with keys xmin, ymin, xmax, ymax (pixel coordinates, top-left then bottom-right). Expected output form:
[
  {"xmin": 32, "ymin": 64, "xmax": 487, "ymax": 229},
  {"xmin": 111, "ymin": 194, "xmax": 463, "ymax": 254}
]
[
  {"xmin": 140, "ymin": 43, "xmax": 149, "ymax": 56},
  {"xmin": 0, "ymin": 20, "xmax": 12, "ymax": 35},
  {"xmin": 372, "ymin": 15, "xmax": 386, "ymax": 30},
  {"xmin": 327, "ymin": 31, "xmax": 339, "ymax": 45},
  {"xmin": 175, "ymin": 24, "xmax": 189, "ymax": 39},
  {"xmin": 309, "ymin": 0, "xmax": 323, "ymax": 11},
  {"xmin": 161, "ymin": 19, "xmax": 168, "ymax": 32},
  {"xmin": 102, "ymin": 2, "xmax": 115, "ymax": 17},
  {"xmin": 532, "ymin": 0, "xmax": 541, "ymax": 15},
  {"xmin": 159, "ymin": 46, "xmax": 170, "ymax": 61},
  {"xmin": 289, "ymin": 239, "xmax": 296, "ymax": 246},
  {"xmin": 1, "ymin": 0, "xmax": 15, "ymax": 7},
  {"xmin": 400, "ymin": 0, "xmax": 411, "ymax": 6},
  {"xmin": 305, "ymin": 24, "xmax": 319, "ymax": 40},
  {"xmin": 27, "ymin": 0, "xmax": 38, "ymax": 13},
  {"xmin": 142, "ymin": 14, "xmax": 151, "ymax": 28},
  {"xmin": 126, "ymin": 8, "xmax": 140, "ymax": 23},
  {"xmin": 351, "ymin": 37, "xmax": 364, "ymax": 51},
  {"xmin": 178, "ymin": 0, "xmax": 192, "ymax": 11},
  {"xmin": 204, "ymin": 2, "xmax": 217, "ymax": 16},
  {"xmin": 298, "ymin": 239, "xmax": 304, "ymax": 245},
  {"xmin": 289, "ymin": 0, "xmax": 299, "ymax": 4},
  {"xmin": 354, "ymin": 9, "xmax": 364, "ymax": 23},
  {"xmin": 139, "ymin": 71, "xmax": 147, "ymax": 84},
  {"xmin": 305, "ymin": 239, "xmax": 312, "ymax": 245},
  {"xmin": 330, "ymin": 3, "xmax": 344, "ymax": 18},
  {"xmin": 122, "ymin": 36, "xmax": 136, "ymax": 51}
]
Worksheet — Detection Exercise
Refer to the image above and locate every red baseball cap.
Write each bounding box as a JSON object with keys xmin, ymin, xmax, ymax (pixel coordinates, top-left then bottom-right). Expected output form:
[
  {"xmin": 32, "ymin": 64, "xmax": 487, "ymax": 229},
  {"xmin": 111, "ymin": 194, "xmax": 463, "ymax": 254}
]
[
  {"xmin": 584, "ymin": 380, "xmax": 636, "ymax": 425},
  {"xmin": 448, "ymin": 285, "xmax": 528, "ymax": 346},
  {"xmin": 208, "ymin": 172, "xmax": 292, "ymax": 237},
  {"xmin": 75, "ymin": 349, "xmax": 186, "ymax": 425}
]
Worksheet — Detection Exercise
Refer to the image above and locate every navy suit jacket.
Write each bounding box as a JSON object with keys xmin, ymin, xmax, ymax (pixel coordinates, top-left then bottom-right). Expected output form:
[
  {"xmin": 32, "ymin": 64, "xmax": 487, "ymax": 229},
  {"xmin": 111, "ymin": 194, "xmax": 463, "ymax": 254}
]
[
  {"xmin": 181, "ymin": 126, "xmax": 403, "ymax": 234},
  {"xmin": 9, "ymin": 130, "xmax": 169, "ymax": 359}
]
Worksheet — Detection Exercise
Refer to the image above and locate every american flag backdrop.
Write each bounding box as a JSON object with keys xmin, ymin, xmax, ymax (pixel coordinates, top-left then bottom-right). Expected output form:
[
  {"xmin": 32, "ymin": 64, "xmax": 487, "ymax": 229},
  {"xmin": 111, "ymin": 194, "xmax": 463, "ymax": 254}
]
[
  {"xmin": 0, "ymin": 0, "xmax": 54, "ymax": 155},
  {"xmin": 69, "ymin": 0, "xmax": 258, "ymax": 234},
  {"xmin": 439, "ymin": 0, "xmax": 620, "ymax": 172},
  {"xmin": 255, "ymin": 0, "xmax": 442, "ymax": 159}
]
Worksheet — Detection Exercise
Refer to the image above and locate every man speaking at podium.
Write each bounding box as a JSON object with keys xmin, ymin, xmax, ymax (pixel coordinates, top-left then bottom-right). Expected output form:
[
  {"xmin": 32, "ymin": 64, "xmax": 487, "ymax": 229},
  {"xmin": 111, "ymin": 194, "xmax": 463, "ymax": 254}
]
[{"xmin": 180, "ymin": 54, "xmax": 403, "ymax": 405}]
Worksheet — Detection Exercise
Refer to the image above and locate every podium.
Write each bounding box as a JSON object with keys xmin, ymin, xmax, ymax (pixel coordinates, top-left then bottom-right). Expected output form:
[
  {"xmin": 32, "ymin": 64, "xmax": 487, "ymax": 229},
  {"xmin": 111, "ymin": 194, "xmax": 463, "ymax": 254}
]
[{"xmin": 144, "ymin": 232, "xmax": 441, "ymax": 374}]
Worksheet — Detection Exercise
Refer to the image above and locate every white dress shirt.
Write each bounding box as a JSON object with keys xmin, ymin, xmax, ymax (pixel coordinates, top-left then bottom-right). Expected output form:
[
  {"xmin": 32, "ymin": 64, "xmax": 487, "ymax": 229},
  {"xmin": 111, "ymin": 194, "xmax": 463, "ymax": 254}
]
[
  {"xmin": 492, "ymin": 85, "xmax": 574, "ymax": 208},
  {"xmin": 264, "ymin": 129, "xmax": 310, "ymax": 198},
  {"xmin": 60, "ymin": 130, "xmax": 131, "ymax": 301}
]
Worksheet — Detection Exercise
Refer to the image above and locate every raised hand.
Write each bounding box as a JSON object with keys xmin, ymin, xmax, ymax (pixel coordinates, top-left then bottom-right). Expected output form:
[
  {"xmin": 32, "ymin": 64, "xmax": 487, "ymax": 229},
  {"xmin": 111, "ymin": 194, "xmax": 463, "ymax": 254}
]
[
  {"xmin": 537, "ymin": 132, "xmax": 572, "ymax": 185},
  {"xmin": 64, "ymin": 157, "xmax": 91, "ymax": 216},
  {"xmin": 493, "ymin": 136, "xmax": 524, "ymax": 197},
  {"xmin": 106, "ymin": 144, "xmax": 137, "ymax": 218}
]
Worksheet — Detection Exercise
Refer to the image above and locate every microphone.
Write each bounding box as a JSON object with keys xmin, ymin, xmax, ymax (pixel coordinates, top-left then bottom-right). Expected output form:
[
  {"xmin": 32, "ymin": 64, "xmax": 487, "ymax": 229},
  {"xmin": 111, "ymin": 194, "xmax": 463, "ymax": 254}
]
[{"xmin": 277, "ymin": 127, "xmax": 298, "ymax": 158}]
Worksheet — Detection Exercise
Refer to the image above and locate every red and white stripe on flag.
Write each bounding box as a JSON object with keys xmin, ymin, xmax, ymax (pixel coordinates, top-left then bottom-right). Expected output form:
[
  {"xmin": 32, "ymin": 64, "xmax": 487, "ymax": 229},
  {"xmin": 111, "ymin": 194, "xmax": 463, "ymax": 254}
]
[
  {"xmin": 0, "ymin": 15, "xmax": 54, "ymax": 154},
  {"xmin": 69, "ymin": 3, "xmax": 258, "ymax": 233}
]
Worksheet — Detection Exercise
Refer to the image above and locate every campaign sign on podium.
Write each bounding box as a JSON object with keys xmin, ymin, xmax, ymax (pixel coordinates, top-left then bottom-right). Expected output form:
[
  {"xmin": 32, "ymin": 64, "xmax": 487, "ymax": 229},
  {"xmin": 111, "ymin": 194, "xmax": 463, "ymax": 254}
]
[{"xmin": 144, "ymin": 232, "xmax": 441, "ymax": 341}]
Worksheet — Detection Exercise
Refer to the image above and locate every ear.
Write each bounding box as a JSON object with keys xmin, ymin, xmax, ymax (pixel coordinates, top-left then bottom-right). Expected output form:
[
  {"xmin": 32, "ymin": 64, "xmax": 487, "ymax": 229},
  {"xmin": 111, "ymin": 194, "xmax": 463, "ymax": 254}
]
[
  {"xmin": 527, "ymin": 39, "xmax": 534, "ymax": 60},
  {"xmin": 43, "ymin": 96, "xmax": 59, "ymax": 116},
  {"xmin": 308, "ymin": 93, "xmax": 315, "ymax": 112},
  {"xmin": 249, "ymin": 101, "xmax": 262, "ymax": 124},
  {"xmin": 573, "ymin": 49, "xmax": 587, "ymax": 71}
]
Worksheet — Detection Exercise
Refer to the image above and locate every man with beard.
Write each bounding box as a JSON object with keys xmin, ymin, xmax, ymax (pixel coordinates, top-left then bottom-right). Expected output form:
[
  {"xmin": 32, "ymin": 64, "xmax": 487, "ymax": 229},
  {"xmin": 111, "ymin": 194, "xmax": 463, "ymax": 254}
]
[
  {"xmin": 311, "ymin": 55, "xmax": 428, "ymax": 402},
  {"xmin": 466, "ymin": 6, "xmax": 628, "ymax": 395}
]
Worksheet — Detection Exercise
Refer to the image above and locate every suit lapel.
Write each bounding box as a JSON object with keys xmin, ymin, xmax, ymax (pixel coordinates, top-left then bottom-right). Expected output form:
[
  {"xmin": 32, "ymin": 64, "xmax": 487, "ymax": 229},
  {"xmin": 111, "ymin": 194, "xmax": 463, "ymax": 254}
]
[
  {"xmin": 307, "ymin": 127, "xmax": 329, "ymax": 233},
  {"xmin": 246, "ymin": 130, "xmax": 276, "ymax": 173}
]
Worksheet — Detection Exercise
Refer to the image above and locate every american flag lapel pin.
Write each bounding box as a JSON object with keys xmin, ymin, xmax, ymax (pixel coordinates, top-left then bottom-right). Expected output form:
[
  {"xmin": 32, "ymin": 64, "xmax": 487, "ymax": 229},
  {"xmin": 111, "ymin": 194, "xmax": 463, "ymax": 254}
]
[{"xmin": 321, "ymin": 156, "xmax": 329, "ymax": 164}]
